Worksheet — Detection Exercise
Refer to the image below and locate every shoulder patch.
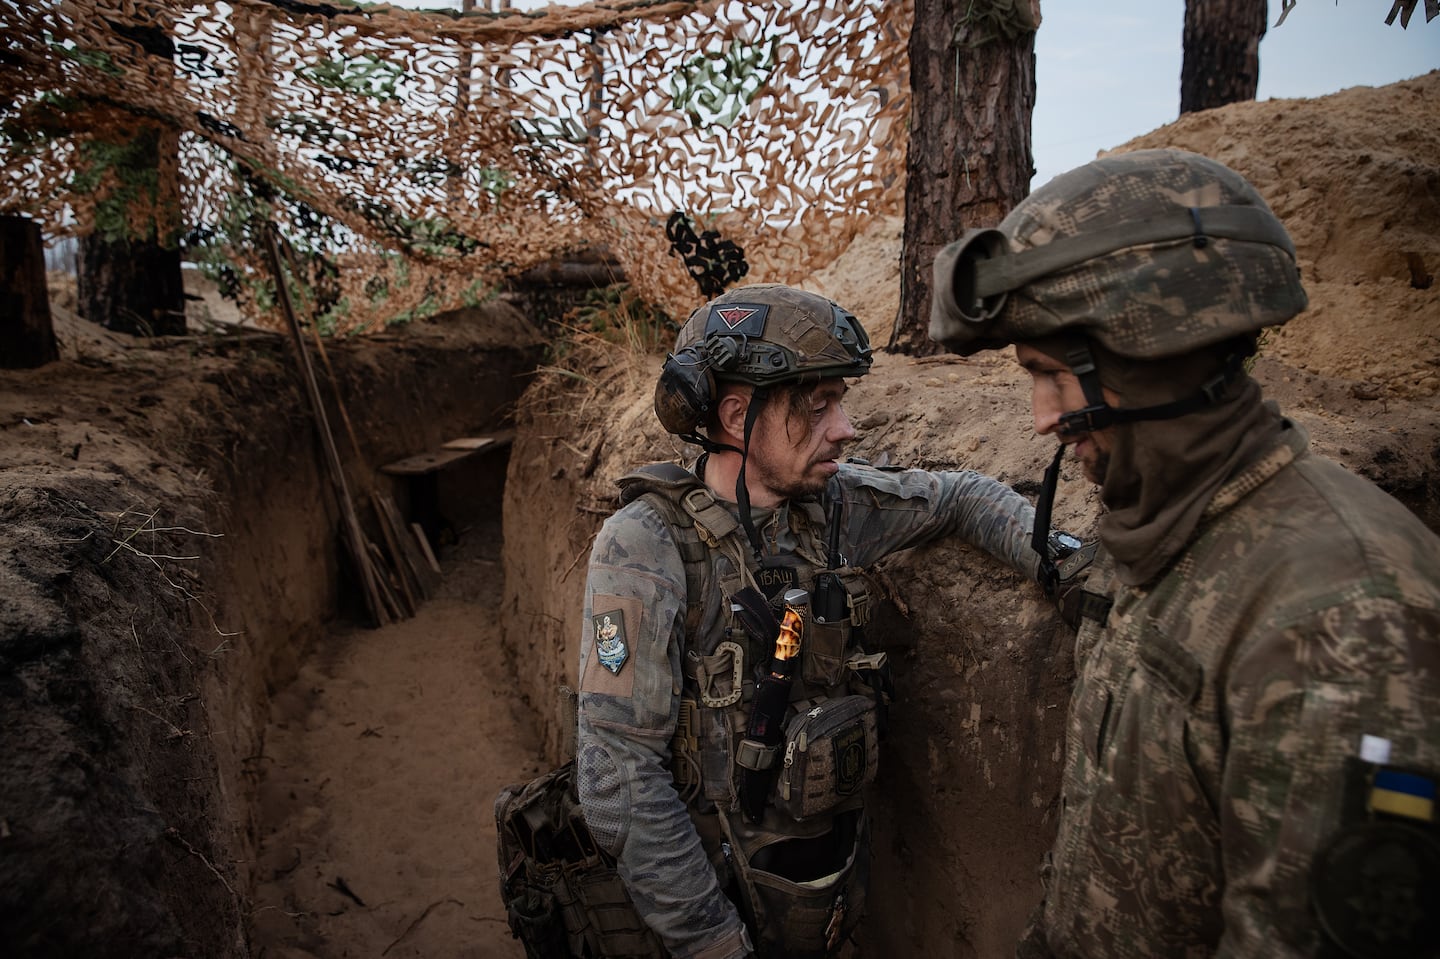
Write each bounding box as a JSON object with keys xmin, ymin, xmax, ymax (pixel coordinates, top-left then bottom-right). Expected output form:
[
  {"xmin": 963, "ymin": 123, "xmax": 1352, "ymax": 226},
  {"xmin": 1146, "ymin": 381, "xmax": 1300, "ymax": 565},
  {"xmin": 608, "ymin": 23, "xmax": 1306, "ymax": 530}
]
[
  {"xmin": 581, "ymin": 595, "xmax": 643, "ymax": 698},
  {"xmin": 593, "ymin": 609, "xmax": 629, "ymax": 675},
  {"xmin": 1311, "ymin": 820, "xmax": 1440, "ymax": 958}
]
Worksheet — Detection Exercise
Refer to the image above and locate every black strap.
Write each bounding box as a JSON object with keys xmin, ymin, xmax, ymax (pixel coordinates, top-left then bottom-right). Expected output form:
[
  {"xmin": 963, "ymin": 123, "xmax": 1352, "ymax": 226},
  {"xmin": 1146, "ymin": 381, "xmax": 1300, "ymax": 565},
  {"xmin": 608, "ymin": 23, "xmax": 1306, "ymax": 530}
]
[
  {"xmin": 735, "ymin": 386, "xmax": 769, "ymax": 562},
  {"xmin": 1057, "ymin": 344, "xmax": 1248, "ymax": 437},
  {"xmin": 1032, "ymin": 444, "xmax": 1066, "ymax": 600}
]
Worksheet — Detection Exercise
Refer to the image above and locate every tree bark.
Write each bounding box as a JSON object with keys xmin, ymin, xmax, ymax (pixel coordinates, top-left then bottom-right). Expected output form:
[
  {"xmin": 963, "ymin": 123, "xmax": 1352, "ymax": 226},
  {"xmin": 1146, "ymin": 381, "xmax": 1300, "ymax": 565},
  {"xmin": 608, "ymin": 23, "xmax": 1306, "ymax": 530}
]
[
  {"xmin": 893, "ymin": 0, "xmax": 1037, "ymax": 355},
  {"xmin": 78, "ymin": 231, "xmax": 186, "ymax": 336},
  {"xmin": 1, "ymin": 216, "xmax": 59, "ymax": 368},
  {"xmin": 1180, "ymin": 0, "xmax": 1267, "ymax": 114}
]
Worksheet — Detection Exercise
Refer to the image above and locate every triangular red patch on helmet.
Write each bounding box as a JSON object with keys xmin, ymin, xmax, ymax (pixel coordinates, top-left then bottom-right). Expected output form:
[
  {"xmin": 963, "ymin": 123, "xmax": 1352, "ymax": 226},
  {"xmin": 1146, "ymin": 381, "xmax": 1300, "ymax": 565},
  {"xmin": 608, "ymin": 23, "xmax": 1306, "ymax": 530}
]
[{"xmin": 715, "ymin": 306, "xmax": 758, "ymax": 329}]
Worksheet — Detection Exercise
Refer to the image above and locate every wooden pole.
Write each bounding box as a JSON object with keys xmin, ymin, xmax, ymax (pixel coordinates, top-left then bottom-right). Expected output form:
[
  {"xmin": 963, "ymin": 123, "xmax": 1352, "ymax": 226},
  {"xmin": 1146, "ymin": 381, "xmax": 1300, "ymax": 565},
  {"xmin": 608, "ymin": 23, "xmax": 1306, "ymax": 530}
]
[{"xmin": 263, "ymin": 223, "xmax": 388, "ymax": 626}]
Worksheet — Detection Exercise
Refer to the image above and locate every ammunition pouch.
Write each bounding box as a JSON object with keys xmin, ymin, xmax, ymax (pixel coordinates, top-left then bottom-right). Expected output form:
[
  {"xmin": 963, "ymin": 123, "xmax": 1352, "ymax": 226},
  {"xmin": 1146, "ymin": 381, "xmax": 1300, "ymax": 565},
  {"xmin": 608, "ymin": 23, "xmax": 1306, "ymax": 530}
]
[
  {"xmin": 495, "ymin": 762, "xmax": 667, "ymax": 959},
  {"xmin": 802, "ymin": 568, "xmax": 870, "ymax": 687},
  {"xmin": 720, "ymin": 804, "xmax": 869, "ymax": 959}
]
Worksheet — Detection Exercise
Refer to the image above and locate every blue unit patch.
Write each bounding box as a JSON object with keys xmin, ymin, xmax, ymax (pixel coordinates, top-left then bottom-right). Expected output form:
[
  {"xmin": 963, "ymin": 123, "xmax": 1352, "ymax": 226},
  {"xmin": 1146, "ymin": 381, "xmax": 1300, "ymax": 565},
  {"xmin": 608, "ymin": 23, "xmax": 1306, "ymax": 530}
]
[{"xmin": 593, "ymin": 609, "xmax": 629, "ymax": 675}]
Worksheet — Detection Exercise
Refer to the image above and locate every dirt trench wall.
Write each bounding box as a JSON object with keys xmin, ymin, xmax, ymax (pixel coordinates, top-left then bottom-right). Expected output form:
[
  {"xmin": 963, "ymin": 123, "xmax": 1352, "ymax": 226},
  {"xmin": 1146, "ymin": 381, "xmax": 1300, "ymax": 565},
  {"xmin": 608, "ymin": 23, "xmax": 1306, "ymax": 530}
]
[{"xmin": 0, "ymin": 300, "xmax": 543, "ymax": 957}]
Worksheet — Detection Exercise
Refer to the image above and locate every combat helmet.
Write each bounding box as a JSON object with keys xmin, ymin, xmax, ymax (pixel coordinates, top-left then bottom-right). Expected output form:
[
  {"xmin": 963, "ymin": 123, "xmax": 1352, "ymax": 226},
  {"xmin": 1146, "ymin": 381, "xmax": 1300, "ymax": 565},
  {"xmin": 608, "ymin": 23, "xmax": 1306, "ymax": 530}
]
[
  {"xmin": 929, "ymin": 147, "xmax": 1308, "ymax": 359},
  {"xmin": 655, "ymin": 284, "xmax": 872, "ymax": 437}
]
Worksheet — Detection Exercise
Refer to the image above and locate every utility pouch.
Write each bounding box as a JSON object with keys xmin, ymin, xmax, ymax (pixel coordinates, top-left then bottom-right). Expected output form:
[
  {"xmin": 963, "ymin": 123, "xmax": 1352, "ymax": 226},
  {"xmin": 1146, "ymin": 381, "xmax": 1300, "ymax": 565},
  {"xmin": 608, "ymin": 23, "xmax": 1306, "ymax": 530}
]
[
  {"xmin": 495, "ymin": 762, "xmax": 667, "ymax": 959},
  {"xmin": 721, "ymin": 806, "xmax": 870, "ymax": 959},
  {"xmin": 776, "ymin": 695, "xmax": 879, "ymax": 821},
  {"xmin": 802, "ymin": 570, "xmax": 869, "ymax": 687}
]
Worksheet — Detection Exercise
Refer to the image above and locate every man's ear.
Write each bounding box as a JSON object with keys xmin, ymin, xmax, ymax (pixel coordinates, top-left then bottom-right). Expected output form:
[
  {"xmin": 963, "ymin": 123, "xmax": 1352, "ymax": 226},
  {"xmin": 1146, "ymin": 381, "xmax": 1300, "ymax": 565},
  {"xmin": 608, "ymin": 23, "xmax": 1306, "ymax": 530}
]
[{"xmin": 714, "ymin": 386, "xmax": 752, "ymax": 442}]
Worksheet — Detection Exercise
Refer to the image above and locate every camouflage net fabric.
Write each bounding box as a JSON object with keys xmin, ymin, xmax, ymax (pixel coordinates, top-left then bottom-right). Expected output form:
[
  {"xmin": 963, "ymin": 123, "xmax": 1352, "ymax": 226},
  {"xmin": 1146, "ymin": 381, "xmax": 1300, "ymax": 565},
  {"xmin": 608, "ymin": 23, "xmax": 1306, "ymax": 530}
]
[{"xmin": 0, "ymin": 0, "xmax": 912, "ymax": 332}]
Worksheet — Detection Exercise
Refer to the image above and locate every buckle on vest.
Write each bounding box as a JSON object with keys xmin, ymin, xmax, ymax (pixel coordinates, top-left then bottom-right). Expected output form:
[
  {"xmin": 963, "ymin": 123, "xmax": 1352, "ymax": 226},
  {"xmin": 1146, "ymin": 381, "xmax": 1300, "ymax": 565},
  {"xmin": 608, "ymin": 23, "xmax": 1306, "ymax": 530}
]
[{"xmin": 736, "ymin": 737, "xmax": 779, "ymax": 771}]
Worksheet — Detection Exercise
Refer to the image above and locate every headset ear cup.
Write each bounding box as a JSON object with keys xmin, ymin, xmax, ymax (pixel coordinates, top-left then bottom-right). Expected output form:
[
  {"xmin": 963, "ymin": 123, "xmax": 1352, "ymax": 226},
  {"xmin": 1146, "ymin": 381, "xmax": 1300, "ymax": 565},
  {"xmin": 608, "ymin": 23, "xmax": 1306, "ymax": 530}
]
[{"xmin": 654, "ymin": 348, "xmax": 717, "ymax": 435}]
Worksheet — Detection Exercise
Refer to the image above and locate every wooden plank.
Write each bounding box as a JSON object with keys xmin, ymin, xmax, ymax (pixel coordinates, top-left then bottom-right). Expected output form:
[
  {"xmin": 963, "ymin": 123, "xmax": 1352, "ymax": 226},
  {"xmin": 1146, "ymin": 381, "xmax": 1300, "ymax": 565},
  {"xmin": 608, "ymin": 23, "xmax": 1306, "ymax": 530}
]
[
  {"xmin": 442, "ymin": 436, "xmax": 497, "ymax": 451},
  {"xmin": 411, "ymin": 522, "xmax": 443, "ymax": 575},
  {"xmin": 368, "ymin": 540, "xmax": 413, "ymax": 619},
  {"xmin": 370, "ymin": 500, "xmax": 420, "ymax": 613},
  {"xmin": 380, "ymin": 446, "xmax": 480, "ymax": 476},
  {"xmin": 265, "ymin": 225, "xmax": 386, "ymax": 628},
  {"xmin": 381, "ymin": 430, "xmax": 516, "ymax": 476},
  {"xmin": 376, "ymin": 493, "xmax": 438, "ymax": 598}
]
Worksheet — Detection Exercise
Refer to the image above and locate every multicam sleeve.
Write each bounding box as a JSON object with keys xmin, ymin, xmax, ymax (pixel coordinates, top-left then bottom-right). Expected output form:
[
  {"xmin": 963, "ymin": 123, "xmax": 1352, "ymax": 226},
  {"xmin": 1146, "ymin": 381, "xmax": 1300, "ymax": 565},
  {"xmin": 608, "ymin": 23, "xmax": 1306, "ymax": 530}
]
[
  {"xmin": 1217, "ymin": 600, "xmax": 1440, "ymax": 957},
  {"xmin": 575, "ymin": 500, "xmax": 752, "ymax": 959},
  {"xmin": 838, "ymin": 464, "xmax": 1040, "ymax": 579}
]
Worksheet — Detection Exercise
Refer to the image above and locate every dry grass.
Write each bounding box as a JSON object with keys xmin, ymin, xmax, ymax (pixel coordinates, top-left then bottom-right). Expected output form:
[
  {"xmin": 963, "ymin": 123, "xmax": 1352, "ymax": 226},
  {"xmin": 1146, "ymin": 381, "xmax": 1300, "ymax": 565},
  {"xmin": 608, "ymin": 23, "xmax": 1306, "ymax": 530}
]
[{"xmin": 523, "ymin": 284, "xmax": 674, "ymax": 423}]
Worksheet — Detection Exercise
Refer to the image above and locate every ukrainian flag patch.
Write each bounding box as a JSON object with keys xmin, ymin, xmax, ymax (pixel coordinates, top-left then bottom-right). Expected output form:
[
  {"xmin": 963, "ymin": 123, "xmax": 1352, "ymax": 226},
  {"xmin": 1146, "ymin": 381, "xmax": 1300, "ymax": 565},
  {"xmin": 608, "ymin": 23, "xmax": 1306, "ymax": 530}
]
[{"xmin": 1370, "ymin": 769, "xmax": 1436, "ymax": 823}]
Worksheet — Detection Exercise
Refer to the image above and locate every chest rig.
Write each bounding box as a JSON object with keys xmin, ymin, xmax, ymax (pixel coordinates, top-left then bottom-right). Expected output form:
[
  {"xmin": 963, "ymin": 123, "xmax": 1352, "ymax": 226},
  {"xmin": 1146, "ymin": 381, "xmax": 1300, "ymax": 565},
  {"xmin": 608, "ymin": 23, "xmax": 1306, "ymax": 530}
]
[{"xmin": 617, "ymin": 464, "xmax": 883, "ymax": 777}]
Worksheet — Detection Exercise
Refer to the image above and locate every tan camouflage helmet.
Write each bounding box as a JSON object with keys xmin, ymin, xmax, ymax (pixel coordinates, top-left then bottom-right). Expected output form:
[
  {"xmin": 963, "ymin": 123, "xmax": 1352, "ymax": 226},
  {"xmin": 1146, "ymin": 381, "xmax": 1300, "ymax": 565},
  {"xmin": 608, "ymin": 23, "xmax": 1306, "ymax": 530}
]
[
  {"xmin": 929, "ymin": 148, "xmax": 1309, "ymax": 358},
  {"xmin": 655, "ymin": 284, "xmax": 872, "ymax": 435}
]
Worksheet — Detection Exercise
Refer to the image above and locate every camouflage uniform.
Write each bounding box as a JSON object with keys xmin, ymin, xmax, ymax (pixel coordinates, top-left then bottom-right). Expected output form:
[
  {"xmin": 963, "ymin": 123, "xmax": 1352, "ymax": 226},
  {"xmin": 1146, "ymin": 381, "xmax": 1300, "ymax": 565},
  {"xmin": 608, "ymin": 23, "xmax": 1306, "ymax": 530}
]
[
  {"xmin": 928, "ymin": 148, "xmax": 1440, "ymax": 957},
  {"xmin": 1025, "ymin": 422, "xmax": 1440, "ymax": 957},
  {"xmin": 576, "ymin": 461, "xmax": 1039, "ymax": 959}
]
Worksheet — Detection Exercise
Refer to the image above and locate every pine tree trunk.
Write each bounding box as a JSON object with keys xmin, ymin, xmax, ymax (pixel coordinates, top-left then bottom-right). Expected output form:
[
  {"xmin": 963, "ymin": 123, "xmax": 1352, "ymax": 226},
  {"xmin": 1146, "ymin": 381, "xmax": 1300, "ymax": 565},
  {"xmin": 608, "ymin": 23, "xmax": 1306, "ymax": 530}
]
[
  {"xmin": 893, "ymin": 0, "xmax": 1037, "ymax": 355},
  {"xmin": 1180, "ymin": 0, "xmax": 1267, "ymax": 114},
  {"xmin": 1, "ymin": 216, "xmax": 59, "ymax": 368}
]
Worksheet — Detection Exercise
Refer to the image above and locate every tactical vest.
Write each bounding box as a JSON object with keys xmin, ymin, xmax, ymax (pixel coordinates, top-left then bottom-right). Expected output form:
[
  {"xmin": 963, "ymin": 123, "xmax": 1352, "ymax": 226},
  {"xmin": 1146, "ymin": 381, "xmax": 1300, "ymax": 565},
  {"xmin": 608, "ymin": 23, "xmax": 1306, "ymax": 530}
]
[{"xmin": 617, "ymin": 463, "xmax": 890, "ymax": 959}]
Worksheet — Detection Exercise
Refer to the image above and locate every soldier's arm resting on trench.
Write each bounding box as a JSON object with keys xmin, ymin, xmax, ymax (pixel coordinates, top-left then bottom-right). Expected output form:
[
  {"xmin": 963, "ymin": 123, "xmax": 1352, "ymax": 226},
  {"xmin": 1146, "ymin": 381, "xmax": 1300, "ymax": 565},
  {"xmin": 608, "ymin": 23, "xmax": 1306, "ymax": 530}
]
[
  {"xmin": 1212, "ymin": 600, "xmax": 1440, "ymax": 957},
  {"xmin": 839, "ymin": 463, "xmax": 1041, "ymax": 582},
  {"xmin": 575, "ymin": 501, "xmax": 752, "ymax": 959}
]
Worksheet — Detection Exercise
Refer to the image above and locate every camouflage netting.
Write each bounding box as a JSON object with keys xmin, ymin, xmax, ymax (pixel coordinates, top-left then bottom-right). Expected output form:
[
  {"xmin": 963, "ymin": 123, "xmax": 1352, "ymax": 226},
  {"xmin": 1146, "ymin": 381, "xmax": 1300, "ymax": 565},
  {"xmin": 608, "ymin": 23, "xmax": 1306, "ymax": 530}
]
[{"xmin": 0, "ymin": 0, "xmax": 913, "ymax": 332}]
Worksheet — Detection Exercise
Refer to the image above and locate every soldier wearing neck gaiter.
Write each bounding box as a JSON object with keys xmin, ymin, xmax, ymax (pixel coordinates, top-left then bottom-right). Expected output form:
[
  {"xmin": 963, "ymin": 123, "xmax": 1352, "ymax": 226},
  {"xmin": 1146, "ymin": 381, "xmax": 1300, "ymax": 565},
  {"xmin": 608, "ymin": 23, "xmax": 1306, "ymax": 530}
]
[{"xmin": 931, "ymin": 148, "xmax": 1440, "ymax": 958}]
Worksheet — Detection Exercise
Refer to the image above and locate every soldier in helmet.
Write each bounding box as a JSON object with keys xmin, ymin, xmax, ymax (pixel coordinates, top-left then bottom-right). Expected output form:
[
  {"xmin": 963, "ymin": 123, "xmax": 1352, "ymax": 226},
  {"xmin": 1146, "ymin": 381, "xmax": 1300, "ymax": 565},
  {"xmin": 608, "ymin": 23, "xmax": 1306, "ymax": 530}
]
[
  {"xmin": 575, "ymin": 284, "xmax": 1051, "ymax": 958},
  {"xmin": 929, "ymin": 148, "xmax": 1440, "ymax": 957}
]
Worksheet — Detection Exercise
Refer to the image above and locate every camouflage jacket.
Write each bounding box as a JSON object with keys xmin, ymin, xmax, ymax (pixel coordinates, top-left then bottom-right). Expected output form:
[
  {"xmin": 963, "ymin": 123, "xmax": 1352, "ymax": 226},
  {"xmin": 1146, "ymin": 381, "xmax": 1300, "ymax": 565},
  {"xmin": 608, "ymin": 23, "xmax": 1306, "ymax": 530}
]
[
  {"xmin": 1028, "ymin": 422, "xmax": 1440, "ymax": 958},
  {"xmin": 576, "ymin": 462, "xmax": 1039, "ymax": 959}
]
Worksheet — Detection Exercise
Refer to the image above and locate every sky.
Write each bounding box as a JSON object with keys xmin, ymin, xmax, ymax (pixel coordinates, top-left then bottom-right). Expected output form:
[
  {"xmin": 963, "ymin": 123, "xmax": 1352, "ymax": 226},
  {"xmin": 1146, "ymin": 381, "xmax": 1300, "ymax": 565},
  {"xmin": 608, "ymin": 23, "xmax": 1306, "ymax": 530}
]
[
  {"xmin": 398, "ymin": 0, "xmax": 1436, "ymax": 189},
  {"xmin": 1033, "ymin": 1, "xmax": 1438, "ymax": 187}
]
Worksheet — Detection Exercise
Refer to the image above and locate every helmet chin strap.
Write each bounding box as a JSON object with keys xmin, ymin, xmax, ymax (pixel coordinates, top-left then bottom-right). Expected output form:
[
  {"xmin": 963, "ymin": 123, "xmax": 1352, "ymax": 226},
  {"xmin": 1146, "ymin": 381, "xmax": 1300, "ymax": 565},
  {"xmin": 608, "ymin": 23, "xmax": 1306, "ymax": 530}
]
[
  {"xmin": 1056, "ymin": 342, "xmax": 1249, "ymax": 438},
  {"xmin": 1032, "ymin": 339, "xmax": 1251, "ymax": 595},
  {"xmin": 735, "ymin": 387, "xmax": 770, "ymax": 563}
]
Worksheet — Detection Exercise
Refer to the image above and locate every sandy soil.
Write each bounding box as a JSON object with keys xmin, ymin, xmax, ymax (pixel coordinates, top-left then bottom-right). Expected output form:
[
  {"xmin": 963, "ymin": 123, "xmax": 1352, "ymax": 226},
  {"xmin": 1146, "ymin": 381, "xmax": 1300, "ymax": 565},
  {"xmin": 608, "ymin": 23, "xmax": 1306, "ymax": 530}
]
[{"xmin": 249, "ymin": 516, "xmax": 540, "ymax": 959}]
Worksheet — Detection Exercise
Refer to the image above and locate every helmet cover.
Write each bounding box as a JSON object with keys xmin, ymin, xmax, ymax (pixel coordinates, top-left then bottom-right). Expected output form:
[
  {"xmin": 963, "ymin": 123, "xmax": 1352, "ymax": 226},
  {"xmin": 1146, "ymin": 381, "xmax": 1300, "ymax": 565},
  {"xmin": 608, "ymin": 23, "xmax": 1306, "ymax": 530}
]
[{"xmin": 930, "ymin": 148, "xmax": 1309, "ymax": 358}]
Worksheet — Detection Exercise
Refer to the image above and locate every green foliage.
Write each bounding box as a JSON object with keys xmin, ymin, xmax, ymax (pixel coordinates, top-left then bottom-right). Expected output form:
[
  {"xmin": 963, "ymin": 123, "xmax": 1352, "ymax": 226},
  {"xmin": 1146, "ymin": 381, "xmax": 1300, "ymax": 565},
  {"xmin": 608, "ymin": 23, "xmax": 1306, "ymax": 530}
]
[
  {"xmin": 670, "ymin": 37, "xmax": 778, "ymax": 129},
  {"xmin": 476, "ymin": 166, "xmax": 516, "ymax": 201},
  {"xmin": 298, "ymin": 53, "xmax": 405, "ymax": 100},
  {"xmin": 460, "ymin": 279, "xmax": 497, "ymax": 308},
  {"xmin": 48, "ymin": 36, "xmax": 123, "ymax": 76},
  {"xmin": 70, "ymin": 128, "xmax": 175, "ymax": 246}
]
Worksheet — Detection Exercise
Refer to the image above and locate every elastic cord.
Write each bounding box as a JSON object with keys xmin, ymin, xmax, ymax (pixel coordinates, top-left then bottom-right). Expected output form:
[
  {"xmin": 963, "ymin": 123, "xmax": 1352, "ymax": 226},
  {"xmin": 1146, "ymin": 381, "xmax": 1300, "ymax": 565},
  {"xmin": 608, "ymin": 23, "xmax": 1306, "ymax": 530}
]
[{"xmin": 681, "ymin": 431, "xmax": 742, "ymax": 457}]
